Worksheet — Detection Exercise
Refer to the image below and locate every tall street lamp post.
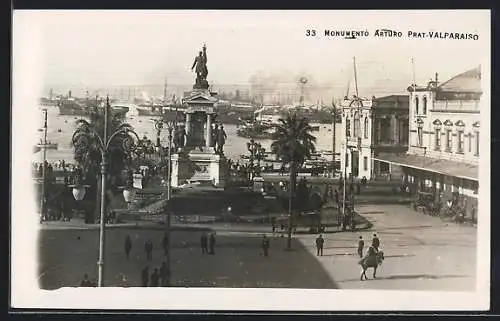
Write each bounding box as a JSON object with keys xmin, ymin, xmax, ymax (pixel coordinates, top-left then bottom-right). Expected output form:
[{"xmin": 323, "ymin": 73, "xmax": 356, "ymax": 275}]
[
  {"xmin": 154, "ymin": 109, "xmax": 180, "ymax": 287},
  {"xmin": 331, "ymin": 101, "xmax": 338, "ymax": 178},
  {"xmin": 71, "ymin": 96, "xmax": 140, "ymax": 287},
  {"xmin": 342, "ymin": 144, "xmax": 349, "ymax": 230}
]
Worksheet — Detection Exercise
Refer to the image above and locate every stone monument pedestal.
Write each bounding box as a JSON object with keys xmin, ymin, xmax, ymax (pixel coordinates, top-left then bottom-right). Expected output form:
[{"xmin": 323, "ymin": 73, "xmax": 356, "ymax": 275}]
[
  {"xmin": 170, "ymin": 150, "xmax": 228, "ymax": 188},
  {"xmin": 169, "ymin": 88, "xmax": 228, "ymax": 188}
]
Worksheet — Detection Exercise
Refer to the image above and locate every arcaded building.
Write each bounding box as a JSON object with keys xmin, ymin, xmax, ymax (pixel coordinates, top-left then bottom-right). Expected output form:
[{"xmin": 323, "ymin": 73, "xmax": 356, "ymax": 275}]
[{"xmin": 374, "ymin": 66, "xmax": 481, "ymax": 216}]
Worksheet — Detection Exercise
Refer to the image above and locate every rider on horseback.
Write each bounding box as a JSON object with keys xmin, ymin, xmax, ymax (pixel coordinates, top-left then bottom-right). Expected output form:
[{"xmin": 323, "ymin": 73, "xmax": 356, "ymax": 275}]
[
  {"xmin": 359, "ymin": 245, "xmax": 384, "ymax": 280},
  {"xmin": 360, "ymin": 245, "xmax": 377, "ymax": 267},
  {"xmin": 372, "ymin": 234, "xmax": 380, "ymax": 252}
]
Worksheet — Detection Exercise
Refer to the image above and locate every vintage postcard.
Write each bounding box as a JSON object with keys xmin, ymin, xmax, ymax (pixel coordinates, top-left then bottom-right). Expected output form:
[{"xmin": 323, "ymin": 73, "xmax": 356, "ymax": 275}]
[{"xmin": 11, "ymin": 10, "xmax": 490, "ymax": 311}]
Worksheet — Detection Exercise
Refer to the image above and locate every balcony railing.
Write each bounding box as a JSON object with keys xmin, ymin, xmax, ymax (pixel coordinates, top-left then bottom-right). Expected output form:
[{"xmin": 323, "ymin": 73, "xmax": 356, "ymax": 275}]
[
  {"xmin": 409, "ymin": 145, "xmax": 427, "ymax": 156},
  {"xmin": 432, "ymin": 100, "xmax": 480, "ymax": 113},
  {"xmin": 347, "ymin": 136, "xmax": 361, "ymax": 147}
]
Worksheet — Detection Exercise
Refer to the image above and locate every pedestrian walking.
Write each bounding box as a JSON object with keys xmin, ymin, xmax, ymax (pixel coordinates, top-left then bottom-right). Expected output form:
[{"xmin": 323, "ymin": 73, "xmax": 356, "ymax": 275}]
[
  {"xmin": 150, "ymin": 268, "xmax": 160, "ymax": 287},
  {"xmin": 372, "ymin": 234, "xmax": 380, "ymax": 252},
  {"xmin": 315, "ymin": 234, "xmax": 325, "ymax": 256},
  {"xmin": 159, "ymin": 262, "xmax": 168, "ymax": 286},
  {"xmin": 357, "ymin": 236, "xmax": 364, "ymax": 258},
  {"xmin": 141, "ymin": 266, "xmax": 149, "ymax": 287},
  {"xmin": 80, "ymin": 273, "xmax": 92, "ymax": 287},
  {"xmin": 200, "ymin": 232, "xmax": 208, "ymax": 254},
  {"xmin": 124, "ymin": 235, "xmax": 132, "ymax": 260},
  {"xmin": 261, "ymin": 235, "xmax": 270, "ymax": 257},
  {"xmin": 161, "ymin": 232, "xmax": 169, "ymax": 256},
  {"xmin": 209, "ymin": 232, "xmax": 216, "ymax": 255},
  {"xmin": 145, "ymin": 239, "xmax": 153, "ymax": 261}
]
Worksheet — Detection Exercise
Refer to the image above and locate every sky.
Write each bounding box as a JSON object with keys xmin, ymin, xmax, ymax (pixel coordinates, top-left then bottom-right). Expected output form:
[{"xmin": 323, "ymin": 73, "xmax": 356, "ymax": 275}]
[{"xmin": 13, "ymin": 10, "xmax": 490, "ymax": 99}]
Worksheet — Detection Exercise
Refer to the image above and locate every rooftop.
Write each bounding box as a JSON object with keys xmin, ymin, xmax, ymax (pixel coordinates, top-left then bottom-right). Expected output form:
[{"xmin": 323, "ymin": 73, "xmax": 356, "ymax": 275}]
[
  {"xmin": 373, "ymin": 94, "xmax": 410, "ymax": 103},
  {"xmin": 438, "ymin": 65, "xmax": 482, "ymax": 93}
]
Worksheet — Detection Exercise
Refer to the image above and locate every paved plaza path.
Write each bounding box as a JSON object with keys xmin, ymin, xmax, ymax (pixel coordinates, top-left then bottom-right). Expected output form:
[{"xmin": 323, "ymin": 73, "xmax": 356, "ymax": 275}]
[
  {"xmin": 38, "ymin": 203, "xmax": 477, "ymax": 291},
  {"xmin": 297, "ymin": 204, "xmax": 477, "ymax": 291},
  {"xmin": 38, "ymin": 228, "xmax": 337, "ymax": 289}
]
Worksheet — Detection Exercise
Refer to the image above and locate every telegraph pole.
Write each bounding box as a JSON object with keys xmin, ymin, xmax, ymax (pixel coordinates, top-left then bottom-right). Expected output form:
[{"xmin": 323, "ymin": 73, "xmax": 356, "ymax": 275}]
[
  {"xmin": 39, "ymin": 108, "xmax": 48, "ymax": 222},
  {"xmin": 332, "ymin": 99, "xmax": 337, "ymax": 177}
]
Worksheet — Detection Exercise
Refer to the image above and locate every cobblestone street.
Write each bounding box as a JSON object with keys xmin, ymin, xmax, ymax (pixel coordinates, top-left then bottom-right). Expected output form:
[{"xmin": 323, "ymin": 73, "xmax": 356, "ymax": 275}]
[{"xmin": 298, "ymin": 204, "xmax": 477, "ymax": 291}]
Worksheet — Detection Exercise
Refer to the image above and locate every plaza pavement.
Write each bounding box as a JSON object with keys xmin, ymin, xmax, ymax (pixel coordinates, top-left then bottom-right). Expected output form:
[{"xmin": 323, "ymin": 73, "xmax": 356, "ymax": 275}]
[
  {"xmin": 37, "ymin": 203, "xmax": 477, "ymax": 291},
  {"xmin": 38, "ymin": 227, "xmax": 337, "ymax": 289},
  {"xmin": 296, "ymin": 204, "xmax": 477, "ymax": 291}
]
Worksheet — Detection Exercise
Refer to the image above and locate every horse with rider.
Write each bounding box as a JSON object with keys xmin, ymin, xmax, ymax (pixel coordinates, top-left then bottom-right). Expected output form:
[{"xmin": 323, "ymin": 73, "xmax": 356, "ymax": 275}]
[{"xmin": 358, "ymin": 234, "xmax": 384, "ymax": 280}]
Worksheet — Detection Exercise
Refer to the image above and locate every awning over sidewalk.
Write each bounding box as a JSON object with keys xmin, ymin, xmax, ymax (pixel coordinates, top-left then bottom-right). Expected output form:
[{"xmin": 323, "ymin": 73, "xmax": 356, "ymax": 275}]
[{"xmin": 373, "ymin": 154, "xmax": 478, "ymax": 181}]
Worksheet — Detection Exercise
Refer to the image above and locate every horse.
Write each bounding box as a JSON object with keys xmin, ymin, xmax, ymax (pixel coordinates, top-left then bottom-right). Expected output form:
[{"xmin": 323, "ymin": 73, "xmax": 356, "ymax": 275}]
[{"xmin": 358, "ymin": 250, "xmax": 384, "ymax": 280}]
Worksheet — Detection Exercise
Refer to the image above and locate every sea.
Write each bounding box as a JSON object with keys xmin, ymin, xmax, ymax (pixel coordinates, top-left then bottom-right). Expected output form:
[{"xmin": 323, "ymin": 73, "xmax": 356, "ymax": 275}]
[{"xmin": 32, "ymin": 106, "xmax": 343, "ymax": 164}]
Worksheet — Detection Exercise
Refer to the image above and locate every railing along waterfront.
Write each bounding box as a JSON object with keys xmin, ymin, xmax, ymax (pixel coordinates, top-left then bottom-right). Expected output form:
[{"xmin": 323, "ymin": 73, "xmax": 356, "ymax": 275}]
[{"xmin": 432, "ymin": 100, "xmax": 480, "ymax": 113}]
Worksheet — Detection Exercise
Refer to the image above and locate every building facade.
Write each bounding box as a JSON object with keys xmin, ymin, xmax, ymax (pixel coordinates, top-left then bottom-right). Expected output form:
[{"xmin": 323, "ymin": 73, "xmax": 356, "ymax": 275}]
[
  {"xmin": 375, "ymin": 66, "xmax": 481, "ymax": 218},
  {"xmin": 339, "ymin": 95, "xmax": 409, "ymax": 180}
]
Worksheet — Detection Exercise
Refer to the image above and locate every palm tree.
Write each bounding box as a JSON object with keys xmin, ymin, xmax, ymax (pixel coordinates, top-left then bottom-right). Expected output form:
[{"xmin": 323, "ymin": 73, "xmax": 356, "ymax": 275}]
[
  {"xmin": 271, "ymin": 112, "xmax": 316, "ymax": 249},
  {"xmin": 71, "ymin": 105, "xmax": 136, "ymax": 222}
]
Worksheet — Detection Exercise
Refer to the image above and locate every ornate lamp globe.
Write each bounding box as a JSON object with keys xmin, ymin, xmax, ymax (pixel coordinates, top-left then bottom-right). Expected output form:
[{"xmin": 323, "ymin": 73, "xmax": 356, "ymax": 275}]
[
  {"xmin": 123, "ymin": 187, "xmax": 136, "ymax": 203},
  {"xmin": 72, "ymin": 185, "xmax": 86, "ymax": 201}
]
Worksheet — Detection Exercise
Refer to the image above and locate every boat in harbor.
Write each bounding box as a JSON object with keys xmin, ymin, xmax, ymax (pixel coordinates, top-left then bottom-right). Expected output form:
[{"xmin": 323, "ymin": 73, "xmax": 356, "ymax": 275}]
[
  {"xmin": 57, "ymin": 98, "xmax": 89, "ymax": 116},
  {"xmin": 34, "ymin": 141, "xmax": 58, "ymax": 153},
  {"xmin": 58, "ymin": 97, "xmax": 129, "ymax": 116},
  {"xmin": 136, "ymin": 103, "xmax": 164, "ymax": 116},
  {"xmin": 236, "ymin": 120, "xmax": 275, "ymax": 139},
  {"xmin": 39, "ymin": 97, "xmax": 59, "ymax": 107},
  {"xmin": 36, "ymin": 142, "xmax": 58, "ymax": 149}
]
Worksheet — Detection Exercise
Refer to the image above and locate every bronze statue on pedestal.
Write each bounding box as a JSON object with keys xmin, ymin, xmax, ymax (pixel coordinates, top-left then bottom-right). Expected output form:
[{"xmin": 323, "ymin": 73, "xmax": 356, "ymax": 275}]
[{"xmin": 191, "ymin": 44, "xmax": 209, "ymax": 89}]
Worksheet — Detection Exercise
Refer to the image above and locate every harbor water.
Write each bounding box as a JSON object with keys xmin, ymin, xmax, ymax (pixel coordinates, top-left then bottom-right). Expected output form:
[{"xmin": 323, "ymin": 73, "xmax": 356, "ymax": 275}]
[{"xmin": 32, "ymin": 106, "xmax": 343, "ymax": 163}]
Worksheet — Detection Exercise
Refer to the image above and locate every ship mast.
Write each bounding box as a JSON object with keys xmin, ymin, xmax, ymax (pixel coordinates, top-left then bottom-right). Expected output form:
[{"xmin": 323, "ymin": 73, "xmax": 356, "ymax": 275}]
[{"xmin": 163, "ymin": 77, "xmax": 168, "ymax": 105}]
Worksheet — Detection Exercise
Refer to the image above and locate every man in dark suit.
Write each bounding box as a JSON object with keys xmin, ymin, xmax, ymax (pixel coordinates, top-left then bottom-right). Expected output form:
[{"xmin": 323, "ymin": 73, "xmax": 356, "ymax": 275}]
[
  {"xmin": 200, "ymin": 233, "xmax": 208, "ymax": 254},
  {"xmin": 209, "ymin": 232, "xmax": 216, "ymax": 255},
  {"xmin": 372, "ymin": 234, "xmax": 380, "ymax": 252},
  {"xmin": 315, "ymin": 234, "xmax": 325, "ymax": 256}
]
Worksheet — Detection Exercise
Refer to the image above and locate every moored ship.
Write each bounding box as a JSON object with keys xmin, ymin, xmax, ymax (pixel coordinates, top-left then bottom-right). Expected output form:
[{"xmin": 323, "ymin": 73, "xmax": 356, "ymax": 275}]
[
  {"xmin": 236, "ymin": 120, "xmax": 275, "ymax": 139},
  {"xmin": 58, "ymin": 96, "xmax": 129, "ymax": 116}
]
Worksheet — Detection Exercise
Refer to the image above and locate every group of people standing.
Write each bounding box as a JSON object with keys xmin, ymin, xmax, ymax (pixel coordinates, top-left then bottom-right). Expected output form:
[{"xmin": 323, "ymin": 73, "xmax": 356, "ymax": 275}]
[
  {"xmin": 124, "ymin": 233, "xmax": 171, "ymax": 287},
  {"xmin": 313, "ymin": 233, "xmax": 381, "ymax": 259},
  {"xmin": 200, "ymin": 232, "xmax": 216, "ymax": 255},
  {"xmin": 210, "ymin": 123, "xmax": 227, "ymax": 154},
  {"xmin": 141, "ymin": 262, "xmax": 169, "ymax": 287},
  {"xmin": 358, "ymin": 234, "xmax": 381, "ymax": 260}
]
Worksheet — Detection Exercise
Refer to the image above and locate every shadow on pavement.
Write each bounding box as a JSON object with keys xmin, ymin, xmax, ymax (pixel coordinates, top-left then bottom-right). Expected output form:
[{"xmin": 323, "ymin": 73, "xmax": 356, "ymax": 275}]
[
  {"xmin": 38, "ymin": 228, "xmax": 339, "ymax": 289},
  {"xmin": 340, "ymin": 274, "xmax": 470, "ymax": 283},
  {"xmin": 384, "ymin": 254, "xmax": 417, "ymax": 258},
  {"xmin": 320, "ymin": 253, "xmax": 357, "ymax": 257},
  {"xmin": 370, "ymin": 274, "xmax": 470, "ymax": 281}
]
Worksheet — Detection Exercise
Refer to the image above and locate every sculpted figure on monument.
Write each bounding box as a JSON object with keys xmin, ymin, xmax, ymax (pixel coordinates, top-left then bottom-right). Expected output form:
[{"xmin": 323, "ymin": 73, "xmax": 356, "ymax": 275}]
[
  {"xmin": 174, "ymin": 125, "xmax": 187, "ymax": 151},
  {"xmin": 216, "ymin": 124, "xmax": 227, "ymax": 154},
  {"xmin": 211, "ymin": 123, "xmax": 219, "ymax": 150},
  {"xmin": 191, "ymin": 44, "xmax": 208, "ymax": 88}
]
